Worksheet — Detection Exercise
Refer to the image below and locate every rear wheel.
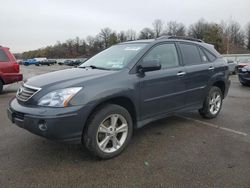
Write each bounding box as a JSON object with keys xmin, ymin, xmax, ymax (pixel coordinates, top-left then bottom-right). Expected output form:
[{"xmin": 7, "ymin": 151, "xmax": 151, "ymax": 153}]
[
  {"xmin": 83, "ymin": 104, "xmax": 133, "ymax": 159},
  {"xmin": 240, "ymin": 82, "xmax": 249, "ymax": 86},
  {"xmin": 199, "ymin": 86, "xmax": 223, "ymax": 119}
]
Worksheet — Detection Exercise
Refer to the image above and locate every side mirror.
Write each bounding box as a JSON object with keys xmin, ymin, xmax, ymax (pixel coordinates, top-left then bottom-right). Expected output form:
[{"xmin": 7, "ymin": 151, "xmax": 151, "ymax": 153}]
[{"xmin": 138, "ymin": 59, "xmax": 161, "ymax": 73}]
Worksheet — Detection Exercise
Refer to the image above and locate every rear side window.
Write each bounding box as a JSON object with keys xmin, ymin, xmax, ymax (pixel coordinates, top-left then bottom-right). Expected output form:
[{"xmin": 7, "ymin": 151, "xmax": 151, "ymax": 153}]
[
  {"xmin": 198, "ymin": 47, "xmax": 208, "ymax": 62},
  {"xmin": 0, "ymin": 49, "xmax": 9, "ymax": 62},
  {"xmin": 179, "ymin": 43, "xmax": 201, "ymax": 65},
  {"xmin": 202, "ymin": 48, "xmax": 216, "ymax": 62}
]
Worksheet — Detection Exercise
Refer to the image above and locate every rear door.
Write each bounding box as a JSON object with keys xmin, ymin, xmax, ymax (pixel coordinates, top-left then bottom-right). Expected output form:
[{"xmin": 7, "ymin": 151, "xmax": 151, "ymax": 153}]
[
  {"xmin": 178, "ymin": 42, "xmax": 215, "ymax": 106},
  {"xmin": 139, "ymin": 42, "xmax": 187, "ymax": 119}
]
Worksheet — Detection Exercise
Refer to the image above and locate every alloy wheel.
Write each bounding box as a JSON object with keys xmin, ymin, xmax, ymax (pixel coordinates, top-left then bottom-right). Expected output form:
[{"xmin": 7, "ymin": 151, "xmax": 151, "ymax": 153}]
[{"xmin": 96, "ymin": 114, "xmax": 128, "ymax": 153}]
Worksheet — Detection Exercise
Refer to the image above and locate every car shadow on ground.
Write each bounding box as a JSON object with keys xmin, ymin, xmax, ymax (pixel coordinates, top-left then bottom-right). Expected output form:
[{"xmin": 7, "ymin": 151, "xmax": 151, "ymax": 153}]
[{"xmin": 14, "ymin": 116, "xmax": 186, "ymax": 165}]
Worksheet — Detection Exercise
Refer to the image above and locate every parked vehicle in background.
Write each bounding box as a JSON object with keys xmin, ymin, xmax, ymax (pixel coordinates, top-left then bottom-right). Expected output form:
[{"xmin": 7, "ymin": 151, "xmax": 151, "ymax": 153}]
[
  {"xmin": 23, "ymin": 59, "xmax": 38, "ymax": 66},
  {"xmin": 8, "ymin": 36, "xmax": 230, "ymax": 159},
  {"xmin": 70, "ymin": 59, "xmax": 88, "ymax": 66},
  {"xmin": 238, "ymin": 62, "xmax": 250, "ymax": 86},
  {"xmin": 17, "ymin": 60, "xmax": 23, "ymax": 65},
  {"xmin": 225, "ymin": 59, "xmax": 237, "ymax": 74},
  {"xmin": 38, "ymin": 59, "xmax": 57, "ymax": 66},
  {"xmin": 58, "ymin": 59, "xmax": 87, "ymax": 66},
  {"xmin": 0, "ymin": 46, "xmax": 23, "ymax": 93},
  {"xmin": 23, "ymin": 58, "xmax": 47, "ymax": 66},
  {"xmin": 237, "ymin": 61, "xmax": 250, "ymax": 71},
  {"xmin": 58, "ymin": 59, "xmax": 74, "ymax": 66}
]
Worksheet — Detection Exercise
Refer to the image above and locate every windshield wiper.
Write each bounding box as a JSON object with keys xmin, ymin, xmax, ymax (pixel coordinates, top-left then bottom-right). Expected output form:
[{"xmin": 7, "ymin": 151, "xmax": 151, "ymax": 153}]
[{"xmin": 79, "ymin": 65, "xmax": 111, "ymax": 70}]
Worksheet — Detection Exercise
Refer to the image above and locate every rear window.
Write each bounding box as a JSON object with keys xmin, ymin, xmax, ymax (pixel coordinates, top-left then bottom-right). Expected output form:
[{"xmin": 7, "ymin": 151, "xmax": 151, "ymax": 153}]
[{"xmin": 0, "ymin": 49, "xmax": 9, "ymax": 62}]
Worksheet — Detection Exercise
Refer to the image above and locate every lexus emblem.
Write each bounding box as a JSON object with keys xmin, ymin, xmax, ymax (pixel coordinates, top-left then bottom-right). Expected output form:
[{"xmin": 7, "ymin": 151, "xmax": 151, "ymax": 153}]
[{"xmin": 17, "ymin": 87, "xmax": 23, "ymax": 96}]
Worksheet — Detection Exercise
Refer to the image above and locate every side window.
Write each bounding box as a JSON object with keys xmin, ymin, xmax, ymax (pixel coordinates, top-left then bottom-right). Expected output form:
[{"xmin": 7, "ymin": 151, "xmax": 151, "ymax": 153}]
[
  {"xmin": 198, "ymin": 47, "xmax": 209, "ymax": 62},
  {"xmin": 179, "ymin": 43, "xmax": 201, "ymax": 65},
  {"xmin": 202, "ymin": 48, "xmax": 216, "ymax": 62},
  {"xmin": 143, "ymin": 43, "xmax": 179, "ymax": 69},
  {"xmin": 0, "ymin": 49, "xmax": 9, "ymax": 62}
]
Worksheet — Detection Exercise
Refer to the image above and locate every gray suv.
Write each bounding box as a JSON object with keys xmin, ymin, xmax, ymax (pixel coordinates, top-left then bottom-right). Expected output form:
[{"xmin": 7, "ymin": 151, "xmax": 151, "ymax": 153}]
[{"xmin": 7, "ymin": 36, "xmax": 230, "ymax": 159}]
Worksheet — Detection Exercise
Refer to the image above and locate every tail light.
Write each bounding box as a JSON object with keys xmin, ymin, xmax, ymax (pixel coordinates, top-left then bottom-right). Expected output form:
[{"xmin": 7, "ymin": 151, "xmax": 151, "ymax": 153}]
[{"xmin": 13, "ymin": 62, "xmax": 20, "ymax": 72}]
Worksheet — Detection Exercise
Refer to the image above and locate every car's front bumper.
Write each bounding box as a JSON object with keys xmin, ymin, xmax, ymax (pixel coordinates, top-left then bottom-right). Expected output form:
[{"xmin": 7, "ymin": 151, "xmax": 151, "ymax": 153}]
[{"xmin": 7, "ymin": 98, "xmax": 91, "ymax": 143}]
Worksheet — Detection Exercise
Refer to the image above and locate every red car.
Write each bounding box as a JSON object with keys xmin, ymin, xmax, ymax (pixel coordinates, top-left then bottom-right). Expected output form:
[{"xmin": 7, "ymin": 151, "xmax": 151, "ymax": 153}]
[{"xmin": 0, "ymin": 46, "xmax": 23, "ymax": 93}]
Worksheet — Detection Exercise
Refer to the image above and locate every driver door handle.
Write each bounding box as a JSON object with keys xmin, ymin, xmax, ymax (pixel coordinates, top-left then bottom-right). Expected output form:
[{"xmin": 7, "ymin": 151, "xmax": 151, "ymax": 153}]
[
  {"xmin": 208, "ymin": 66, "xmax": 215, "ymax": 70},
  {"xmin": 177, "ymin": 71, "xmax": 186, "ymax": 77}
]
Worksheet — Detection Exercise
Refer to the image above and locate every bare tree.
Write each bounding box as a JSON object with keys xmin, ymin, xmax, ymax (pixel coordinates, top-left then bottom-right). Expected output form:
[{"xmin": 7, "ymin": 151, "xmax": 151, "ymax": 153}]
[
  {"xmin": 152, "ymin": 19, "xmax": 164, "ymax": 38},
  {"xmin": 118, "ymin": 31, "xmax": 127, "ymax": 42},
  {"xmin": 126, "ymin": 29, "xmax": 137, "ymax": 41},
  {"xmin": 221, "ymin": 20, "xmax": 245, "ymax": 53},
  {"xmin": 99, "ymin": 27, "xmax": 112, "ymax": 48},
  {"xmin": 86, "ymin": 36, "xmax": 95, "ymax": 48},
  {"xmin": 246, "ymin": 23, "xmax": 250, "ymax": 50},
  {"xmin": 188, "ymin": 19, "xmax": 208, "ymax": 39},
  {"xmin": 165, "ymin": 21, "xmax": 186, "ymax": 36},
  {"xmin": 138, "ymin": 28, "xmax": 155, "ymax": 39}
]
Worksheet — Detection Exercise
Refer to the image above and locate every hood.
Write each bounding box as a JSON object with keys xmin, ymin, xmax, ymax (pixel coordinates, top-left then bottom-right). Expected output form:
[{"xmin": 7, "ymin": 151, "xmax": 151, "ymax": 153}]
[{"xmin": 25, "ymin": 68, "xmax": 115, "ymax": 88}]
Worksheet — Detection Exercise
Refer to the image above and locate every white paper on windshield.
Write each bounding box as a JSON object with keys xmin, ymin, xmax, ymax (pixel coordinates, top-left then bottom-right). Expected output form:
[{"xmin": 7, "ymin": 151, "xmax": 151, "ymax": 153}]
[{"xmin": 124, "ymin": 47, "xmax": 141, "ymax": 51}]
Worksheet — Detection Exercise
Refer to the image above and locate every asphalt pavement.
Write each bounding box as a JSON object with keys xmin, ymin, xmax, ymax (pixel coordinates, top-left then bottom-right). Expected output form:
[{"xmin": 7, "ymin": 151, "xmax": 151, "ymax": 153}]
[{"xmin": 0, "ymin": 65, "xmax": 249, "ymax": 188}]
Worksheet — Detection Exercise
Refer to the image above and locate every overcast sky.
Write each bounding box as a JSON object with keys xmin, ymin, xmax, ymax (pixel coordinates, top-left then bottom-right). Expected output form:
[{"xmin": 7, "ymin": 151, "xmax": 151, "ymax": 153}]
[{"xmin": 1, "ymin": 0, "xmax": 249, "ymax": 53}]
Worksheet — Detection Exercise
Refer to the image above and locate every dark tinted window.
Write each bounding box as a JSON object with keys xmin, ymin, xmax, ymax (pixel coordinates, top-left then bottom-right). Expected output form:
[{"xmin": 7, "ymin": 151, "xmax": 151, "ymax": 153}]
[
  {"xmin": 143, "ymin": 43, "xmax": 179, "ymax": 69},
  {"xmin": 198, "ymin": 47, "xmax": 208, "ymax": 62},
  {"xmin": 179, "ymin": 43, "xmax": 201, "ymax": 65},
  {"xmin": 202, "ymin": 48, "xmax": 216, "ymax": 61},
  {"xmin": 0, "ymin": 49, "xmax": 9, "ymax": 62}
]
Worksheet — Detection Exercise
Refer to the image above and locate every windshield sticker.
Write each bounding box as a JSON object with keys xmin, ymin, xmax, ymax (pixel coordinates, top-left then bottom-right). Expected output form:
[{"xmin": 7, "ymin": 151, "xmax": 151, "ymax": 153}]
[
  {"xmin": 111, "ymin": 64, "xmax": 123, "ymax": 68},
  {"xmin": 124, "ymin": 47, "xmax": 141, "ymax": 51}
]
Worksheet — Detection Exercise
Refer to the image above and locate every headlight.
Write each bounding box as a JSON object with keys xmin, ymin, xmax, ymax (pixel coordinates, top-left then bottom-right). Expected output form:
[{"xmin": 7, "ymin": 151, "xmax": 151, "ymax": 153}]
[{"xmin": 38, "ymin": 87, "xmax": 82, "ymax": 107}]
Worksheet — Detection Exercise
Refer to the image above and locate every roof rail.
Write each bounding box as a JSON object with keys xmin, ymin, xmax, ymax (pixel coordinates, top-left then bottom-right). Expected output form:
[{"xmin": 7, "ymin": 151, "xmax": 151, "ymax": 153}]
[{"xmin": 156, "ymin": 35, "xmax": 204, "ymax": 43}]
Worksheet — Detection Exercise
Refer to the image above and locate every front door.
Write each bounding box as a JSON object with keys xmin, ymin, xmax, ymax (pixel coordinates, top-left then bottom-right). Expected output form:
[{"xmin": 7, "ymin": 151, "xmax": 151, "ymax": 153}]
[{"xmin": 139, "ymin": 43, "xmax": 187, "ymax": 120}]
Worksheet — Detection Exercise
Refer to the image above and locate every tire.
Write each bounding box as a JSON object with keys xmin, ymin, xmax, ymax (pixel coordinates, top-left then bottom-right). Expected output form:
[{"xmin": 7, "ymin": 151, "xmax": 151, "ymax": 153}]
[
  {"xmin": 199, "ymin": 86, "xmax": 223, "ymax": 119},
  {"xmin": 240, "ymin": 82, "xmax": 249, "ymax": 87},
  {"xmin": 83, "ymin": 104, "xmax": 133, "ymax": 159},
  {"xmin": 0, "ymin": 80, "xmax": 3, "ymax": 94}
]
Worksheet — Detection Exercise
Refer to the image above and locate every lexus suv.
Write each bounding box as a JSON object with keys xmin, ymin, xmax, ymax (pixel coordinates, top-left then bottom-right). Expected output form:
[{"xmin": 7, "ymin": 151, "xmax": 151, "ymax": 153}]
[
  {"xmin": 7, "ymin": 36, "xmax": 230, "ymax": 159},
  {"xmin": 0, "ymin": 46, "xmax": 23, "ymax": 93}
]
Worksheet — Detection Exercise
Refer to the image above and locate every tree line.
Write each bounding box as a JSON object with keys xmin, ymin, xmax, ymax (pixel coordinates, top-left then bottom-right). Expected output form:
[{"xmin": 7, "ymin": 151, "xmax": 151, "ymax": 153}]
[{"xmin": 18, "ymin": 19, "xmax": 250, "ymax": 59}]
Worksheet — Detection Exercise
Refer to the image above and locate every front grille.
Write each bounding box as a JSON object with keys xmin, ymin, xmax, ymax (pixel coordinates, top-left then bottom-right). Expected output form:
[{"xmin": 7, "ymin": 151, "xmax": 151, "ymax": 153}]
[{"xmin": 16, "ymin": 84, "xmax": 41, "ymax": 101}]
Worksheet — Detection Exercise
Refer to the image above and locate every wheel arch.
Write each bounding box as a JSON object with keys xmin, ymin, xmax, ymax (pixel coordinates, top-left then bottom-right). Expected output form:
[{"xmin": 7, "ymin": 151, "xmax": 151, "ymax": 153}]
[
  {"xmin": 212, "ymin": 80, "xmax": 225, "ymax": 98},
  {"xmin": 83, "ymin": 96, "xmax": 137, "ymax": 133},
  {"xmin": 0, "ymin": 75, "xmax": 5, "ymax": 85}
]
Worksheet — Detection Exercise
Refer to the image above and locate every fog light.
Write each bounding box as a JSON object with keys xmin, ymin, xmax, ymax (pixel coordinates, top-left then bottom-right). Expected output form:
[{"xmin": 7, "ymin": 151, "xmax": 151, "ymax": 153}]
[{"xmin": 38, "ymin": 120, "xmax": 47, "ymax": 131}]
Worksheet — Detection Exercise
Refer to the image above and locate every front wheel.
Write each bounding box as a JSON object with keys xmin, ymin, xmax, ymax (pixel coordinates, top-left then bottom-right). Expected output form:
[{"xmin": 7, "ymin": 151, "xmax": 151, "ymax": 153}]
[
  {"xmin": 83, "ymin": 104, "xmax": 133, "ymax": 159},
  {"xmin": 199, "ymin": 86, "xmax": 223, "ymax": 119}
]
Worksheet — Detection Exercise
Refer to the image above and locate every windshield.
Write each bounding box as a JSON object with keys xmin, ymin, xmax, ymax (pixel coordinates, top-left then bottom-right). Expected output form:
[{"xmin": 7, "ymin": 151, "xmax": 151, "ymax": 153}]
[{"xmin": 79, "ymin": 43, "xmax": 147, "ymax": 70}]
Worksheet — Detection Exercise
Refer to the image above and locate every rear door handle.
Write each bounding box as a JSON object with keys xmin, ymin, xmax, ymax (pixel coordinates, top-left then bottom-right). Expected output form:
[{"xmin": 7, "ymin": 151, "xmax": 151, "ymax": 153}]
[
  {"xmin": 208, "ymin": 66, "xmax": 215, "ymax": 70},
  {"xmin": 177, "ymin": 71, "xmax": 186, "ymax": 77}
]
